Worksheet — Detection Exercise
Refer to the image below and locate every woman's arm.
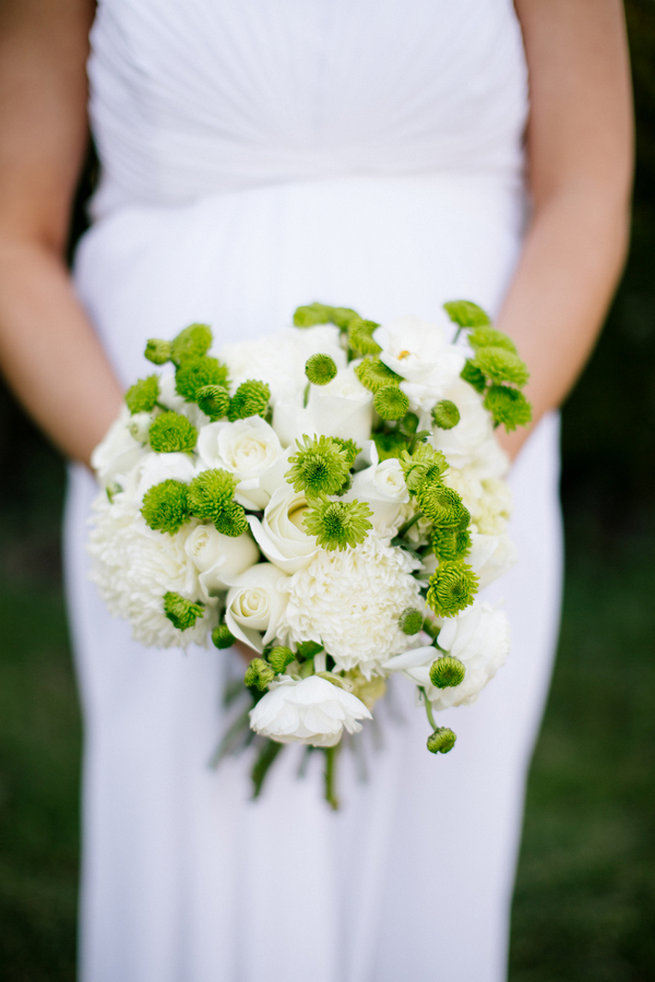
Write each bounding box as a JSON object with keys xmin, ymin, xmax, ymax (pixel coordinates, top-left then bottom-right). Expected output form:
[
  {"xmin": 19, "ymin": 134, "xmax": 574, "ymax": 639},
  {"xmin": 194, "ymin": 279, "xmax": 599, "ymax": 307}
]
[
  {"xmin": 499, "ymin": 0, "xmax": 633, "ymax": 459},
  {"xmin": 0, "ymin": 0, "xmax": 123, "ymax": 467}
]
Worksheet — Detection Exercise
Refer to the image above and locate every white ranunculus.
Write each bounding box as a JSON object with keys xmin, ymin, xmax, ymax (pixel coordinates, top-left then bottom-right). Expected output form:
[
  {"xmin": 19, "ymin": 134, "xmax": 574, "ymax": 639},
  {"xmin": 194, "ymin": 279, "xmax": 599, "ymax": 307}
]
[
  {"xmin": 196, "ymin": 417, "xmax": 286, "ymax": 510},
  {"xmin": 273, "ymin": 364, "xmax": 373, "ymax": 447},
  {"xmin": 224, "ymin": 563, "xmax": 290, "ymax": 652},
  {"xmin": 88, "ymin": 492, "xmax": 214, "ymax": 648},
  {"xmin": 348, "ymin": 450, "xmax": 409, "ymax": 533},
  {"xmin": 248, "ymin": 486, "xmax": 318, "ymax": 573},
  {"xmin": 249, "ymin": 675, "xmax": 372, "ymax": 747},
  {"xmin": 373, "ymin": 315, "xmax": 465, "ymax": 409},
  {"xmin": 91, "ymin": 408, "xmax": 149, "ymax": 488},
  {"xmin": 468, "ymin": 531, "xmax": 517, "ymax": 590},
  {"xmin": 384, "ymin": 602, "xmax": 509, "ymax": 709},
  {"xmin": 283, "ymin": 531, "xmax": 423, "ymax": 678},
  {"xmin": 184, "ymin": 524, "xmax": 259, "ymax": 596}
]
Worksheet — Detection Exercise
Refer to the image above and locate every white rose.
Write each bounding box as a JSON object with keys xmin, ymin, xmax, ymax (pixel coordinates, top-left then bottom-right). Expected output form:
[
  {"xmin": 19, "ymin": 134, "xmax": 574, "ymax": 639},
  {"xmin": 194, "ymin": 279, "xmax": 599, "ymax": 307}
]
[
  {"xmin": 348, "ymin": 450, "xmax": 409, "ymax": 533},
  {"xmin": 196, "ymin": 417, "xmax": 285, "ymax": 510},
  {"xmin": 224, "ymin": 563, "xmax": 290, "ymax": 652},
  {"xmin": 248, "ymin": 486, "xmax": 318, "ymax": 573},
  {"xmin": 384, "ymin": 602, "xmax": 509, "ymax": 709},
  {"xmin": 273, "ymin": 365, "xmax": 373, "ymax": 447},
  {"xmin": 91, "ymin": 408, "xmax": 148, "ymax": 487},
  {"xmin": 249, "ymin": 675, "xmax": 372, "ymax": 747},
  {"xmin": 184, "ymin": 524, "xmax": 259, "ymax": 596}
]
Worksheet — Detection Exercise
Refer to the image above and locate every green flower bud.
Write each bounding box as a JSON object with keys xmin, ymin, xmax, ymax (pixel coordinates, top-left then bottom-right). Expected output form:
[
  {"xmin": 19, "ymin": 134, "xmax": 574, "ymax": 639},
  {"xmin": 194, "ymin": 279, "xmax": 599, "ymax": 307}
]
[
  {"xmin": 460, "ymin": 359, "xmax": 487, "ymax": 393},
  {"xmin": 227, "ymin": 379, "xmax": 271, "ymax": 421},
  {"xmin": 244, "ymin": 657, "xmax": 276, "ymax": 691},
  {"xmin": 196, "ymin": 384, "xmax": 230, "ymax": 421},
  {"xmin": 295, "ymin": 640, "xmax": 324, "ymax": 660},
  {"xmin": 426, "ymin": 726, "xmax": 457, "ymax": 754},
  {"xmin": 163, "ymin": 591, "xmax": 204, "ymax": 631},
  {"xmin": 373, "ymin": 384, "xmax": 410, "ymax": 421},
  {"xmin": 175, "ymin": 355, "xmax": 229, "ymax": 403},
  {"xmin": 303, "ymin": 495, "xmax": 373, "ymax": 551},
  {"xmin": 431, "ymin": 399, "xmax": 460, "ymax": 430},
  {"xmin": 473, "ymin": 347, "xmax": 529, "ymax": 388},
  {"xmin": 141, "ymin": 479, "xmax": 190, "ymax": 534},
  {"xmin": 125, "ymin": 375, "xmax": 159, "ymax": 414},
  {"xmin": 149, "ymin": 411, "xmax": 197, "ymax": 453},
  {"xmin": 305, "ymin": 353, "xmax": 338, "ymax": 386},
  {"xmin": 211, "ymin": 624, "xmax": 236, "ymax": 649},
  {"xmin": 468, "ymin": 326, "xmax": 518, "ymax": 354},
  {"xmin": 170, "ymin": 323, "xmax": 212, "ymax": 364},
  {"xmin": 354, "ymin": 356, "xmax": 402, "ymax": 392},
  {"xmin": 293, "ymin": 303, "xmax": 334, "ymax": 328},
  {"xmin": 347, "ymin": 317, "xmax": 381, "ymax": 356},
  {"xmin": 483, "ymin": 385, "xmax": 532, "ymax": 432},
  {"xmin": 432, "ymin": 525, "xmax": 471, "ymax": 561},
  {"xmin": 399, "ymin": 443, "xmax": 448, "ymax": 493},
  {"xmin": 144, "ymin": 338, "xmax": 173, "ymax": 365},
  {"xmin": 187, "ymin": 469, "xmax": 248, "ymax": 536},
  {"xmin": 416, "ymin": 482, "xmax": 469, "ymax": 529},
  {"xmin": 426, "ymin": 560, "xmax": 478, "ymax": 617},
  {"xmin": 429, "ymin": 655, "xmax": 466, "ymax": 688},
  {"xmin": 267, "ymin": 645, "xmax": 295, "ymax": 673},
  {"xmin": 398, "ymin": 607, "xmax": 424, "ymax": 635},
  {"xmin": 329, "ymin": 306, "xmax": 361, "ymax": 330},
  {"xmin": 443, "ymin": 300, "xmax": 491, "ymax": 328},
  {"xmin": 286, "ymin": 435, "xmax": 351, "ymax": 496}
]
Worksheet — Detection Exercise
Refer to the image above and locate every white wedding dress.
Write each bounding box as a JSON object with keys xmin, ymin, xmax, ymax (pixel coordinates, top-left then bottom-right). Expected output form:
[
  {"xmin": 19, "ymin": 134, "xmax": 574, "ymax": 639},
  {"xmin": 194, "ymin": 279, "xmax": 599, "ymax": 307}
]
[{"xmin": 65, "ymin": 1, "xmax": 563, "ymax": 979}]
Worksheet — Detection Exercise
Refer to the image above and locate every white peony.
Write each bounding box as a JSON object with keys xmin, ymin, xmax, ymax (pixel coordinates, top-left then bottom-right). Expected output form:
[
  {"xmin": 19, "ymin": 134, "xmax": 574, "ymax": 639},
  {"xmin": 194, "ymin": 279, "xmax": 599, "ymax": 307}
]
[
  {"xmin": 88, "ymin": 491, "xmax": 213, "ymax": 648},
  {"xmin": 196, "ymin": 417, "xmax": 286, "ymax": 510},
  {"xmin": 184, "ymin": 524, "xmax": 259, "ymax": 596},
  {"xmin": 248, "ymin": 486, "xmax": 318, "ymax": 573},
  {"xmin": 283, "ymin": 531, "xmax": 423, "ymax": 677},
  {"xmin": 384, "ymin": 602, "xmax": 509, "ymax": 709},
  {"xmin": 249, "ymin": 675, "xmax": 372, "ymax": 747},
  {"xmin": 224, "ymin": 563, "xmax": 291, "ymax": 652}
]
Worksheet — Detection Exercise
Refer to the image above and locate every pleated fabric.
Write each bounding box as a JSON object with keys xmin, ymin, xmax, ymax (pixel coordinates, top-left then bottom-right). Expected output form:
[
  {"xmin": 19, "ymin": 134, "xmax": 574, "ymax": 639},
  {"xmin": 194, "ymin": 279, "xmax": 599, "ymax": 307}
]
[{"xmin": 66, "ymin": 3, "xmax": 563, "ymax": 979}]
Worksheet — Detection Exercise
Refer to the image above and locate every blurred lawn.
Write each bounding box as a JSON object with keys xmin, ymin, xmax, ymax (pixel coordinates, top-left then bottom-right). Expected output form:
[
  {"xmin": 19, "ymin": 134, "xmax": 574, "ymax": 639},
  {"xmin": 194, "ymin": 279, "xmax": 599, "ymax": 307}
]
[{"xmin": 1, "ymin": 463, "xmax": 654, "ymax": 980}]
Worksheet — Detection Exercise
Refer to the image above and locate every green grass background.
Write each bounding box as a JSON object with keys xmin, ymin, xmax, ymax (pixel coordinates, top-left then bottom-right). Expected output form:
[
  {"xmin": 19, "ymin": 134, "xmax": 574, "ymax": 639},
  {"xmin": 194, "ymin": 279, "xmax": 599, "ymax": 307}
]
[{"xmin": 1, "ymin": 2, "xmax": 655, "ymax": 978}]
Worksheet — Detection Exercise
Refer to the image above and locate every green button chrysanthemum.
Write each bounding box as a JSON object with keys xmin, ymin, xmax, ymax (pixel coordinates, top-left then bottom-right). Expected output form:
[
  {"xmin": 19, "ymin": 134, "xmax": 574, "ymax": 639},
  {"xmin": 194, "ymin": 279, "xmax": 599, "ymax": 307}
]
[
  {"xmin": 125, "ymin": 375, "xmax": 159, "ymax": 414},
  {"xmin": 426, "ymin": 560, "xmax": 478, "ymax": 617},
  {"xmin": 399, "ymin": 443, "xmax": 448, "ymax": 493},
  {"xmin": 144, "ymin": 338, "xmax": 172, "ymax": 365},
  {"xmin": 196, "ymin": 384, "xmax": 230, "ymax": 421},
  {"xmin": 175, "ymin": 355, "xmax": 229, "ymax": 403},
  {"xmin": 443, "ymin": 299, "xmax": 491, "ymax": 328},
  {"xmin": 170, "ymin": 323, "xmax": 213, "ymax": 364},
  {"xmin": 148, "ymin": 411, "xmax": 198, "ymax": 453},
  {"xmin": 244, "ymin": 657, "xmax": 276, "ymax": 691},
  {"xmin": 293, "ymin": 302, "xmax": 335, "ymax": 327},
  {"xmin": 398, "ymin": 607, "xmax": 424, "ymax": 635},
  {"xmin": 163, "ymin": 591, "xmax": 205, "ymax": 631},
  {"xmin": 211, "ymin": 624, "xmax": 237, "ymax": 649},
  {"xmin": 432, "ymin": 524, "xmax": 472, "ymax": 561},
  {"xmin": 347, "ymin": 317, "xmax": 381, "ymax": 357},
  {"xmin": 373, "ymin": 384, "xmax": 410, "ymax": 421},
  {"xmin": 460, "ymin": 359, "xmax": 487, "ymax": 393},
  {"xmin": 431, "ymin": 399, "xmax": 460, "ymax": 430},
  {"xmin": 483, "ymin": 384, "xmax": 532, "ymax": 431},
  {"xmin": 187, "ymin": 469, "xmax": 248, "ymax": 536},
  {"xmin": 429, "ymin": 655, "xmax": 466, "ymax": 688},
  {"xmin": 286, "ymin": 435, "xmax": 351, "ymax": 496},
  {"xmin": 302, "ymin": 495, "xmax": 373, "ymax": 551},
  {"xmin": 354, "ymin": 356, "xmax": 402, "ymax": 393},
  {"xmin": 468, "ymin": 326, "xmax": 518, "ymax": 354},
  {"xmin": 304, "ymin": 353, "xmax": 338, "ymax": 386},
  {"xmin": 415, "ymin": 483, "xmax": 469, "ymax": 529},
  {"xmin": 473, "ymin": 346, "xmax": 529, "ymax": 388},
  {"xmin": 267, "ymin": 645, "xmax": 295, "ymax": 673},
  {"xmin": 141, "ymin": 479, "xmax": 190, "ymax": 534},
  {"xmin": 227, "ymin": 379, "xmax": 270, "ymax": 421}
]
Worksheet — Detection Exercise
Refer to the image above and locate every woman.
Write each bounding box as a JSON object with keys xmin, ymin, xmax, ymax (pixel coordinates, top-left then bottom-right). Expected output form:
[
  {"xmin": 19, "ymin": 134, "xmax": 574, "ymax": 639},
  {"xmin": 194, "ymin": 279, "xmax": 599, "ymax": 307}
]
[{"xmin": 0, "ymin": 2, "xmax": 632, "ymax": 980}]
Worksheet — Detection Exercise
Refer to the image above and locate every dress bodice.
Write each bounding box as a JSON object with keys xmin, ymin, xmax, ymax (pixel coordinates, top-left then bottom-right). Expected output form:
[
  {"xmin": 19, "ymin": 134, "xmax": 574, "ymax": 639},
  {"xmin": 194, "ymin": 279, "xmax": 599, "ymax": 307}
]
[{"xmin": 88, "ymin": 0, "xmax": 528, "ymax": 216}]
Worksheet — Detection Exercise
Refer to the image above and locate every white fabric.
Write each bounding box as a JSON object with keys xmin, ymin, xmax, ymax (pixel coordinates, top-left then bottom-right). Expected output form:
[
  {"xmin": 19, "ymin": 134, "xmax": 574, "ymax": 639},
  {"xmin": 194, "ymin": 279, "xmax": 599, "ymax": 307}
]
[{"xmin": 65, "ymin": 2, "xmax": 563, "ymax": 980}]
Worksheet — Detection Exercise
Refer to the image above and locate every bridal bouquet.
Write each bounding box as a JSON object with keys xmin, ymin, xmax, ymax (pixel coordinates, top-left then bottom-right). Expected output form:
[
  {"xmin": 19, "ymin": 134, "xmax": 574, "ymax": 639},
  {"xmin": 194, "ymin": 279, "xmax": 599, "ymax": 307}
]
[{"xmin": 89, "ymin": 300, "xmax": 531, "ymax": 805}]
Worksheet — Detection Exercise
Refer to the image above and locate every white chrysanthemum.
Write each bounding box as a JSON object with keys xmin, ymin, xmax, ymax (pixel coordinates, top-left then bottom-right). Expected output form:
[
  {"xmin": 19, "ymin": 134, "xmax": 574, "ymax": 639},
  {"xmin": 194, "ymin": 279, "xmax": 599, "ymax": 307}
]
[
  {"xmin": 283, "ymin": 532, "xmax": 423, "ymax": 677},
  {"xmin": 249, "ymin": 675, "xmax": 372, "ymax": 747},
  {"xmin": 443, "ymin": 467, "xmax": 511, "ymax": 536},
  {"xmin": 88, "ymin": 491, "xmax": 214, "ymax": 648}
]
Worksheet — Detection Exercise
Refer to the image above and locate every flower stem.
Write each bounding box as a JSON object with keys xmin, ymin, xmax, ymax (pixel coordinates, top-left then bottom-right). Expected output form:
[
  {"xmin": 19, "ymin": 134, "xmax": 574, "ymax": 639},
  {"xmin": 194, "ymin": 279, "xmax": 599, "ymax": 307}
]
[
  {"xmin": 394, "ymin": 510, "xmax": 423, "ymax": 541},
  {"xmin": 324, "ymin": 745, "xmax": 340, "ymax": 810},
  {"xmin": 419, "ymin": 687, "xmax": 438, "ymax": 730}
]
